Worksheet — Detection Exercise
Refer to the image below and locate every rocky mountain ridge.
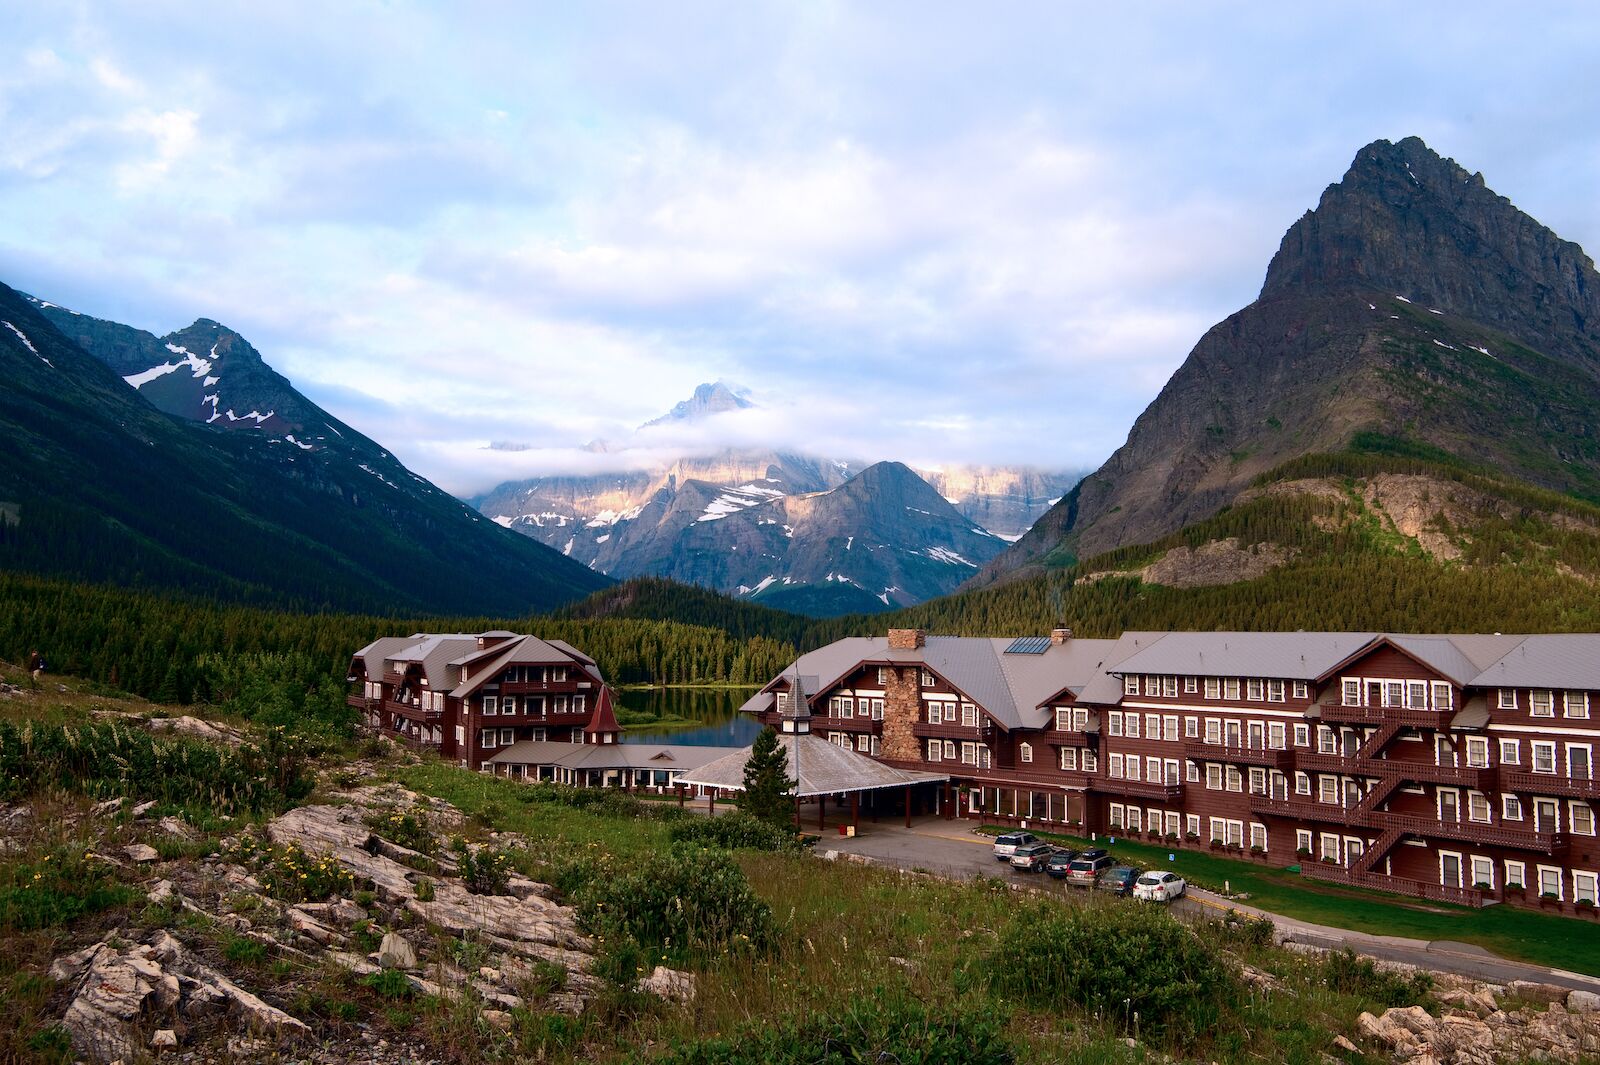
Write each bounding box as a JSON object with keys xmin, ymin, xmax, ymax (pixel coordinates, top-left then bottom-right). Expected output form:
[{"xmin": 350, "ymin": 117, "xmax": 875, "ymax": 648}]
[{"xmin": 969, "ymin": 136, "xmax": 1600, "ymax": 589}]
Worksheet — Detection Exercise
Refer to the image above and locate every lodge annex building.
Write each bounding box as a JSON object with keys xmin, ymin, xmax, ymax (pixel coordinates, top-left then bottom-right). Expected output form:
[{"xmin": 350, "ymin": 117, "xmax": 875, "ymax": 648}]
[{"xmin": 742, "ymin": 628, "xmax": 1600, "ymax": 915}]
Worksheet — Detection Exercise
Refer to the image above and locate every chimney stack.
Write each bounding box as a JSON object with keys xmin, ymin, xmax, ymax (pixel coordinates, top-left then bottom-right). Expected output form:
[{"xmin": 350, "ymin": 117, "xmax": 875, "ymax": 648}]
[
  {"xmin": 887, "ymin": 628, "xmax": 926, "ymax": 650},
  {"xmin": 1051, "ymin": 628, "xmax": 1073, "ymax": 646}
]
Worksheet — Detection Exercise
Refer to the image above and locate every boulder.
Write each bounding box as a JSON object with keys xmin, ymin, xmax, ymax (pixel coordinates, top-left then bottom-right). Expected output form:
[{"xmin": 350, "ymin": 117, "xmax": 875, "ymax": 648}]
[
  {"xmin": 147, "ymin": 880, "xmax": 179, "ymax": 906},
  {"xmin": 124, "ymin": 843, "xmax": 159, "ymax": 864},
  {"xmin": 1567, "ymin": 989, "xmax": 1600, "ymax": 1014},
  {"xmin": 378, "ymin": 932, "xmax": 418, "ymax": 970},
  {"xmin": 150, "ymin": 1028, "xmax": 178, "ymax": 1049},
  {"xmin": 637, "ymin": 965, "xmax": 695, "ymax": 1003}
]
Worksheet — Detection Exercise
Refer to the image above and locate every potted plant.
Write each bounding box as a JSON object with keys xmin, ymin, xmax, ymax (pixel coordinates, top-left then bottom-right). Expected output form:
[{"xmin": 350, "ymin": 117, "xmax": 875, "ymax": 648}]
[
  {"xmin": 1539, "ymin": 891, "xmax": 1561, "ymax": 909},
  {"xmin": 1166, "ymin": 831, "xmax": 1180, "ymax": 844},
  {"xmin": 1250, "ymin": 844, "xmax": 1265, "ymax": 858},
  {"xmin": 1321, "ymin": 856, "xmax": 1338, "ymax": 864},
  {"xmin": 1185, "ymin": 831, "xmax": 1200, "ymax": 843},
  {"xmin": 1296, "ymin": 847, "xmax": 1312, "ymax": 860},
  {"xmin": 1210, "ymin": 837, "xmax": 1224, "ymax": 849},
  {"xmin": 1577, "ymin": 898, "xmax": 1597, "ymax": 917}
]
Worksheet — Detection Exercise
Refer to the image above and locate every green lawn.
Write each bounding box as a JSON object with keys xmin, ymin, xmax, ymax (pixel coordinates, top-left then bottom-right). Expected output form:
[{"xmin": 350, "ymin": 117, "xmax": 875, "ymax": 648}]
[{"xmin": 978, "ymin": 825, "xmax": 1600, "ymax": 976}]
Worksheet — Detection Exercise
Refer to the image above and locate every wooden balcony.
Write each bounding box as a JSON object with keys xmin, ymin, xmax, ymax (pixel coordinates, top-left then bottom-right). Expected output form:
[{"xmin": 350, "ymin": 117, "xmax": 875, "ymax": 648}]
[
  {"xmin": 1249, "ymin": 795, "xmax": 1360, "ymax": 824},
  {"xmin": 1299, "ymin": 862, "xmax": 1485, "ymax": 908},
  {"xmin": 1048, "ymin": 729, "xmax": 1095, "ymax": 747},
  {"xmin": 1182, "ymin": 739, "xmax": 1295, "ymax": 770},
  {"xmin": 912, "ymin": 721, "xmax": 980, "ymax": 740},
  {"xmin": 386, "ymin": 698, "xmax": 441, "ymax": 721},
  {"xmin": 498, "ymin": 679, "xmax": 583, "ymax": 695},
  {"xmin": 1092, "ymin": 776, "xmax": 1185, "ymax": 802},
  {"xmin": 1377, "ymin": 760, "xmax": 1496, "ymax": 790},
  {"xmin": 1380, "ymin": 812, "xmax": 1568, "ymax": 855},
  {"xmin": 1317, "ymin": 703, "xmax": 1450, "ymax": 729},
  {"xmin": 1500, "ymin": 770, "xmax": 1600, "ymax": 800},
  {"xmin": 813, "ymin": 715, "xmax": 879, "ymax": 733},
  {"xmin": 1297, "ymin": 750, "xmax": 1370, "ymax": 775}
]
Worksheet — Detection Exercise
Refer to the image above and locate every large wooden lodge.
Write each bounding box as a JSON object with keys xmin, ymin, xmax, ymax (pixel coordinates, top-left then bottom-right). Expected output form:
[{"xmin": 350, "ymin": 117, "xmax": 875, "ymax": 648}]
[{"xmin": 743, "ymin": 627, "xmax": 1600, "ymax": 915}]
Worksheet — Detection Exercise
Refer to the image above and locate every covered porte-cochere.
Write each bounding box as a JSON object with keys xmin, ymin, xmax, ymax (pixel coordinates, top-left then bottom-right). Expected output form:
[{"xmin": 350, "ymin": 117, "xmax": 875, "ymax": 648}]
[{"xmin": 678, "ymin": 731, "xmax": 949, "ymax": 831}]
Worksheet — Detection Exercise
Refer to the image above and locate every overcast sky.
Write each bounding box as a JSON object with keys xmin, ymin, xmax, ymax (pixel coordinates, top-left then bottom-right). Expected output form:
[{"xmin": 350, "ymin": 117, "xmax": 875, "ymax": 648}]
[{"xmin": 3, "ymin": 3, "xmax": 1598, "ymax": 495}]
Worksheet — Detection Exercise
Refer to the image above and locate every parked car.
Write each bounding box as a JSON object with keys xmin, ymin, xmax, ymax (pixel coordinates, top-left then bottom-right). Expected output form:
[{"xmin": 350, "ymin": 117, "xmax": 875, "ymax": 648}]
[
  {"xmin": 1133, "ymin": 870, "xmax": 1187, "ymax": 902},
  {"xmin": 1044, "ymin": 848, "xmax": 1080, "ymax": 878},
  {"xmin": 1063, "ymin": 852, "xmax": 1114, "ymax": 886},
  {"xmin": 1009, "ymin": 842, "xmax": 1055, "ymax": 872},
  {"xmin": 1095, "ymin": 865, "xmax": 1140, "ymax": 896},
  {"xmin": 992, "ymin": 831, "xmax": 1039, "ymax": 862}
]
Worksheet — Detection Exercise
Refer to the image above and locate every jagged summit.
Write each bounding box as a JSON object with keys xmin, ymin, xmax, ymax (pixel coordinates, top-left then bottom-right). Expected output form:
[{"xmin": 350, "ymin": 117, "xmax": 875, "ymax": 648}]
[{"xmin": 640, "ymin": 381, "xmax": 756, "ymax": 428}]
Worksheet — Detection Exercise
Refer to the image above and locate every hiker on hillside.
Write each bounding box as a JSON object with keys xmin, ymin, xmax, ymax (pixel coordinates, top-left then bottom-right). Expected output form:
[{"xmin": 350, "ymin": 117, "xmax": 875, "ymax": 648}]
[{"xmin": 27, "ymin": 650, "xmax": 44, "ymax": 687}]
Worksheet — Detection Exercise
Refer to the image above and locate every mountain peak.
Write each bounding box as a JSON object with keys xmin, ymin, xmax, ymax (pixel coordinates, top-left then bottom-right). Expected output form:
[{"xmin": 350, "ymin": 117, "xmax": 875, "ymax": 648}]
[
  {"xmin": 640, "ymin": 381, "xmax": 755, "ymax": 428},
  {"xmin": 1260, "ymin": 136, "xmax": 1599, "ymax": 350}
]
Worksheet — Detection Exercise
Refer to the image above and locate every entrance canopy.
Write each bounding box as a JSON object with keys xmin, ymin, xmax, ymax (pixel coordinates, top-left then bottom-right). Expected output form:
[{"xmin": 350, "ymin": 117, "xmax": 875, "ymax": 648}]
[{"xmin": 677, "ymin": 733, "xmax": 947, "ymax": 798}]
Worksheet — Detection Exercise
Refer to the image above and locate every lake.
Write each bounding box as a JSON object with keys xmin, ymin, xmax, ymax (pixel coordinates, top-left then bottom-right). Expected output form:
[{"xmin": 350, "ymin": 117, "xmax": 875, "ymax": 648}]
[{"xmin": 614, "ymin": 686, "xmax": 764, "ymax": 747}]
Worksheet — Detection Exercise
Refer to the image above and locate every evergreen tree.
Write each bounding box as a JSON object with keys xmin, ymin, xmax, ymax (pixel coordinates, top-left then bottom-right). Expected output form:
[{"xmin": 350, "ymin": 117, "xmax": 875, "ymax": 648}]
[{"xmin": 741, "ymin": 726, "xmax": 795, "ymax": 827}]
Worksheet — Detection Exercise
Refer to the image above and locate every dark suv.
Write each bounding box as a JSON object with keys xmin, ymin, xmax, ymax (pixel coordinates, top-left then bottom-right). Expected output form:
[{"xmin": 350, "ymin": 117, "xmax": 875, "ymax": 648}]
[
  {"xmin": 1044, "ymin": 848, "xmax": 1080, "ymax": 878},
  {"xmin": 1096, "ymin": 865, "xmax": 1140, "ymax": 896}
]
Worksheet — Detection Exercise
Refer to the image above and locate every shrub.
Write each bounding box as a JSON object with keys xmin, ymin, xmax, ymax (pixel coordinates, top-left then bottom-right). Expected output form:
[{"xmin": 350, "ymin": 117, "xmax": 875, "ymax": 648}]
[
  {"xmin": 0, "ymin": 849, "xmax": 137, "ymax": 932},
  {"xmin": 366, "ymin": 807, "xmax": 436, "ymax": 856},
  {"xmin": 452, "ymin": 839, "xmax": 512, "ymax": 896},
  {"xmin": 1321, "ymin": 949, "xmax": 1432, "ymax": 1008},
  {"xmin": 556, "ymin": 846, "xmax": 776, "ymax": 966},
  {"xmin": 363, "ymin": 968, "xmax": 413, "ymax": 999},
  {"xmin": 415, "ymin": 877, "xmax": 435, "ymax": 902},
  {"xmin": 666, "ymin": 814, "xmax": 797, "ymax": 851},
  {"xmin": 986, "ymin": 900, "xmax": 1237, "ymax": 1041},
  {"xmin": 626, "ymin": 997, "xmax": 1014, "ymax": 1065},
  {"xmin": 223, "ymin": 836, "xmax": 352, "ymax": 903}
]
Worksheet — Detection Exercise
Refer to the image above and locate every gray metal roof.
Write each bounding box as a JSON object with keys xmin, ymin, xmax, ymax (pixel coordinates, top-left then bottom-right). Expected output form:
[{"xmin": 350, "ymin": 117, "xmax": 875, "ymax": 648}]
[
  {"xmin": 1467, "ymin": 634, "xmax": 1600, "ymax": 689},
  {"xmin": 1110, "ymin": 631, "xmax": 1381, "ymax": 682},
  {"xmin": 1450, "ymin": 695, "xmax": 1491, "ymax": 730},
  {"xmin": 486, "ymin": 740, "xmax": 738, "ymax": 772},
  {"xmin": 379, "ymin": 634, "xmax": 482, "ymax": 691},
  {"xmin": 448, "ymin": 634, "xmax": 606, "ymax": 698},
  {"xmin": 677, "ymin": 733, "xmax": 948, "ymax": 798}
]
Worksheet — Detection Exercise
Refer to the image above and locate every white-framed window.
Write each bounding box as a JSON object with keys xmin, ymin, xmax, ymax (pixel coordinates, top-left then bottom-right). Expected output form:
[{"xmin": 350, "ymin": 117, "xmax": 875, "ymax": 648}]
[
  {"xmin": 1109, "ymin": 804, "xmax": 1124, "ymax": 829},
  {"xmin": 499, "ymin": 728, "xmax": 514, "ymax": 746},
  {"xmin": 1110, "ymin": 754, "xmax": 1125, "ymax": 779},
  {"xmin": 483, "ymin": 696, "xmax": 498, "ymax": 716},
  {"xmin": 1465, "ymin": 737, "xmax": 1489, "ymax": 768},
  {"xmin": 1318, "ymin": 776, "xmax": 1338, "ymax": 803},
  {"xmin": 1536, "ymin": 798, "xmax": 1559, "ymax": 831},
  {"xmin": 776, "ymin": 692, "xmax": 790, "ymax": 713},
  {"xmin": 1499, "ymin": 738, "xmax": 1520, "ymax": 764},
  {"xmin": 1124, "ymin": 675, "xmax": 1140, "ymax": 696},
  {"xmin": 1184, "ymin": 676, "xmax": 1198, "ymax": 694},
  {"xmin": 479, "ymin": 729, "xmax": 497, "ymax": 748},
  {"xmin": 1439, "ymin": 850, "xmax": 1464, "ymax": 888},
  {"xmin": 1184, "ymin": 716, "xmax": 1198, "ymax": 738},
  {"xmin": 1082, "ymin": 751, "xmax": 1097, "ymax": 772},
  {"xmin": 1145, "ymin": 713, "xmax": 1160, "ymax": 739},
  {"xmin": 927, "ymin": 739, "xmax": 942, "ymax": 762},
  {"xmin": 1224, "ymin": 678, "xmax": 1241, "ymax": 700},
  {"xmin": 1502, "ymin": 795, "xmax": 1523, "ymax": 821},
  {"xmin": 877, "ymin": 666, "xmax": 888, "ymax": 686},
  {"xmin": 921, "ymin": 669, "xmax": 935, "ymax": 688},
  {"xmin": 960, "ymin": 742, "xmax": 979, "ymax": 765},
  {"xmin": 927, "ymin": 702, "xmax": 943, "ymax": 726},
  {"xmin": 501, "ymin": 696, "xmax": 517, "ymax": 715},
  {"xmin": 1164, "ymin": 715, "xmax": 1179, "ymax": 740},
  {"xmin": 1204, "ymin": 678, "xmax": 1221, "ymax": 699},
  {"xmin": 871, "ymin": 736, "xmax": 881, "ymax": 755},
  {"xmin": 454, "ymin": 725, "xmax": 464, "ymax": 745},
  {"xmin": 1267, "ymin": 679, "xmax": 1286, "ymax": 702},
  {"xmin": 1108, "ymin": 712, "xmax": 1123, "ymax": 737},
  {"xmin": 1187, "ymin": 813, "xmax": 1201, "ymax": 837},
  {"xmin": 1145, "ymin": 675, "xmax": 1160, "ymax": 696},
  {"xmin": 1293, "ymin": 681, "xmax": 1309, "ymax": 699},
  {"xmin": 1056, "ymin": 707, "xmax": 1074, "ymax": 730},
  {"xmin": 1059, "ymin": 748, "xmax": 1077, "ymax": 770},
  {"xmin": 872, "ymin": 698, "xmax": 885, "ymax": 720},
  {"xmin": 1250, "ymin": 823, "xmax": 1268, "ymax": 851},
  {"xmin": 1532, "ymin": 741, "xmax": 1557, "ymax": 774},
  {"xmin": 1317, "ymin": 725, "xmax": 1336, "ymax": 754},
  {"xmin": 1567, "ymin": 691, "xmax": 1592, "ymax": 719},
  {"xmin": 1382, "ymin": 681, "xmax": 1404, "ymax": 707},
  {"xmin": 1125, "ymin": 714, "xmax": 1141, "ymax": 739},
  {"xmin": 1497, "ymin": 688, "xmax": 1518, "ymax": 710},
  {"xmin": 1504, "ymin": 860, "xmax": 1526, "ymax": 889},
  {"xmin": 1573, "ymin": 746, "xmax": 1594, "ymax": 781},
  {"xmin": 1248, "ymin": 767, "xmax": 1267, "ymax": 794},
  {"xmin": 1406, "ymin": 680, "xmax": 1428, "ymax": 709},
  {"xmin": 1432, "ymin": 682, "xmax": 1453, "ymax": 710},
  {"xmin": 1574, "ymin": 871, "xmax": 1599, "ymax": 905},
  {"xmin": 857, "ymin": 735, "xmax": 870, "ymax": 752},
  {"xmin": 1470, "ymin": 856, "xmax": 1494, "ymax": 890},
  {"xmin": 1162, "ymin": 676, "xmax": 1178, "ymax": 698},
  {"xmin": 1468, "ymin": 792, "xmax": 1491, "ymax": 822},
  {"xmin": 1020, "ymin": 742, "xmax": 1033, "ymax": 764},
  {"xmin": 1531, "ymin": 690, "xmax": 1555, "ymax": 717},
  {"xmin": 1247, "ymin": 678, "xmax": 1265, "ymax": 701},
  {"xmin": 1205, "ymin": 718, "xmax": 1221, "ymax": 743},
  {"xmin": 1296, "ymin": 829, "xmax": 1312, "ymax": 853},
  {"xmin": 961, "ymin": 703, "xmax": 978, "ymax": 727},
  {"xmin": 1572, "ymin": 802, "xmax": 1596, "ymax": 836},
  {"xmin": 1225, "ymin": 766, "xmax": 1242, "ymax": 792},
  {"xmin": 1342, "ymin": 678, "xmax": 1361, "ymax": 706},
  {"xmin": 1073, "ymin": 708, "xmax": 1089, "ymax": 730},
  {"xmin": 1268, "ymin": 722, "xmax": 1286, "ymax": 750},
  {"xmin": 1294, "ymin": 723, "xmax": 1310, "ymax": 747},
  {"xmin": 1538, "ymin": 865, "xmax": 1563, "ymax": 899},
  {"xmin": 1206, "ymin": 764, "xmax": 1222, "ymax": 790},
  {"xmin": 1127, "ymin": 755, "xmax": 1142, "ymax": 780},
  {"xmin": 944, "ymin": 740, "xmax": 957, "ymax": 760},
  {"xmin": 1295, "ymin": 771, "xmax": 1311, "ymax": 795},
  {"xmin": 1186, "ymin": 760, "xmax": 1199, "ymax": 782}
]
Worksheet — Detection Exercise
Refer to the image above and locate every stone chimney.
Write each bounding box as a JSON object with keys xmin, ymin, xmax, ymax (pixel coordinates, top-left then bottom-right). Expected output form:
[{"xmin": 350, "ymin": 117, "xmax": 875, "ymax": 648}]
[
  {"xmin": 887, "ymin": 628, "xmax": 926, "ymax": 650},
  {"xmin": 1051, "ymin": 628, "xmax": 1073, "ymax": 646}
]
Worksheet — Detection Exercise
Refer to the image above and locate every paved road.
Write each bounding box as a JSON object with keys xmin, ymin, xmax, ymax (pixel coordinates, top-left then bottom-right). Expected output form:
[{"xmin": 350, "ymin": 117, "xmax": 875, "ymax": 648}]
[{"xmin": 816, "ymin": 815, "xmax": 1600, "ymax": 994}]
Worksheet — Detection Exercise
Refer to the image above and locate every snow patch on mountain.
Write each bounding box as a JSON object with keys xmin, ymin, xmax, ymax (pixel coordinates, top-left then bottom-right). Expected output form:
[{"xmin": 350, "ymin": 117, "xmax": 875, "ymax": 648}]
[{"xmin": 3, "ymin": 321, "xmax": 51, "ymax": 367}]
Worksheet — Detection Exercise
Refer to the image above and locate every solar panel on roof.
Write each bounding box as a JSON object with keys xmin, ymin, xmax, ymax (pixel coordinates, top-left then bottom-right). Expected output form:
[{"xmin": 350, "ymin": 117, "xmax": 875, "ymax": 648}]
[{"xmin": 1004, "ymin": 636, "xmax": 1051, "ymax": 655}]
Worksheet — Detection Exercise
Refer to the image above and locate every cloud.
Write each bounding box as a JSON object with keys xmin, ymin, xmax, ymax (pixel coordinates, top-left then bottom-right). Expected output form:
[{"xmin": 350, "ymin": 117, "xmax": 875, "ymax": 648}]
[{"xmin": 0, "ymin": 3, "xmax": 1597, "ymax": 501}]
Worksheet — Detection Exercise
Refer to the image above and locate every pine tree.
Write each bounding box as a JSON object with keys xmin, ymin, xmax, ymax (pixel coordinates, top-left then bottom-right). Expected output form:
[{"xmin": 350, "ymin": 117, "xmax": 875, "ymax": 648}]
[{"xmin": 741, "ymin": 725, "xmax": 795, "ymax": 827}]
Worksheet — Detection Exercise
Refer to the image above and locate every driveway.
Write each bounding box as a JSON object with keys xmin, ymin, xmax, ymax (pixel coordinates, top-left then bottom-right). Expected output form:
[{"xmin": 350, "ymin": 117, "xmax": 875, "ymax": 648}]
[{"xmin": 817, "ymin": 815, "xmax": 1600, "ymax": 994}]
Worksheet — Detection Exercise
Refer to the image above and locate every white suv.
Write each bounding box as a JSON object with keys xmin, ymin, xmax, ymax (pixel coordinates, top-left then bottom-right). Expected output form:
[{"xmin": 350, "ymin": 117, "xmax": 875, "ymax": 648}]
[
  {"xmin": 1133, "ymin": 870, "xmax": 1186, "ymax": 902},
  {"xmin": 992, "ymin": 831, "xmax": 1038, "ymax": 862}
]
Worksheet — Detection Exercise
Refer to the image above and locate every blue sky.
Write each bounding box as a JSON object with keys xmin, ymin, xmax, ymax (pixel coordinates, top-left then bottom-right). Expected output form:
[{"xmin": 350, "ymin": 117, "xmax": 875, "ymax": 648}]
[{"xmin": 3, "ymin": 2, "xmax": 1598, "ymax": 494}]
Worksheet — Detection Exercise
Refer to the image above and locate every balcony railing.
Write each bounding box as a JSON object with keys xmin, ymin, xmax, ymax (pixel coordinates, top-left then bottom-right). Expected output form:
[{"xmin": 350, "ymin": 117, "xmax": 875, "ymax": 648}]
[
  {"xmin": 386, "ymin": 698, "xmax": 441, "ymax": 720},
  {"xmin": 1500, "ymin": 769, "xmax": 1600, "ymax": 800},
  {"xmin": 1299, "ymin": 861, "xmax": 1485, "ymax": 907},
  {"xmin": 1376, "ymin": 760, "xmax": 1496, "ymax": 790},
  {"xmin": 1297, "ymin": 750, "xmax": 1371, "ymax": 775},
  {"xmin": 814, "ymin": 715, "xmax": 879, "ymax": 733},
  {"xmin": 1317, "ymin": 703, "xmax": 1450, "ymax": 729},
  {"xmin": 1093, "ymin": 776, "xmax": 1185, "ymax": 802},
  {"xmin": 1182, "ymin": 739, "xmax": 1295, "ymax": 770},
  {"xmin": 910, "ymin": 720, "xmax": 977, "ymax": 740},
  {"xmin": 1249, "ymin": 795, "xmax": 1361, "ymax": 823},
  {"xmin": 1048, "ymin": 729, "xmax": 1095, "ymax": 747},
  {"xmin": 1378, "ymin": 812, "xmax": 1567, "ymax": 854}
]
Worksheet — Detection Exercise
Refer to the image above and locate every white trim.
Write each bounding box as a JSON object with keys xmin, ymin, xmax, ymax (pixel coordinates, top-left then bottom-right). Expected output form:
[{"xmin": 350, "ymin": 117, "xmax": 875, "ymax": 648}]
[
  {"xmin": 1489, "ymin": 724, "xmax": 1600, "ymax": 737},
  {"xmin": 1118, "ymin": 700, "xmax": 1308, "ymax": 718}
]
